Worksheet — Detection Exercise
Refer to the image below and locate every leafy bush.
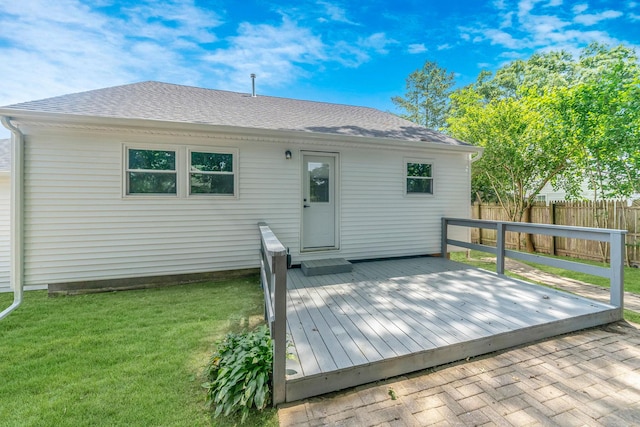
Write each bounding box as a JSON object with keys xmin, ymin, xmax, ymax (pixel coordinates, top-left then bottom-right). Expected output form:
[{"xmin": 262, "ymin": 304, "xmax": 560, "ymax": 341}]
[{"xmin": 202, "ymin": 325, "xmax": 273, "ymax": 423}]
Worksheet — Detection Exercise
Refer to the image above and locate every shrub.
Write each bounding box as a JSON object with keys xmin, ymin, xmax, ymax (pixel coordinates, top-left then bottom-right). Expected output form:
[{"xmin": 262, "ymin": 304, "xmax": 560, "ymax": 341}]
[{"xmin": 202, "ymin": 325, "xmax": 273, "ymax": 423}]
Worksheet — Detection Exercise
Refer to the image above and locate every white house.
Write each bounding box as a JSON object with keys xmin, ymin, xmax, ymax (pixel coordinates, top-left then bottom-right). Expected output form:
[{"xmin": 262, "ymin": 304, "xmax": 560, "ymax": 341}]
[
  {"xmin": 0, "ymin": 81, "xmax": 480, "ymax": 291},
  {"xmin": 536, "ymin": 181, "xmax": 640, "ymax": 205}
]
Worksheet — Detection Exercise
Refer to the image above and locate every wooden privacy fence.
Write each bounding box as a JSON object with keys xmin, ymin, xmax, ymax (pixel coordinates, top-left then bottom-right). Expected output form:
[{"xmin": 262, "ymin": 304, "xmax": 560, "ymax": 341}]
[
  {"xmin": 472, "ymin": 201, "xmax": 640, "ymax": 266},
  {"xmin": 258, "ymin": 222, "xmax": 287, "ymax": 406}
]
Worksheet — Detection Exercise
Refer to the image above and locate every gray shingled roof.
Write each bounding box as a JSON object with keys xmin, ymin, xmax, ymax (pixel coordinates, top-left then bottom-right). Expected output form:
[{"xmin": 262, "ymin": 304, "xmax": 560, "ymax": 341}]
[
  {"xmin": 0, "ymin": 139, "xmax": 10, "ymax": 172},
  {"xmin": 1, "ymin": 81, "xmax": 471, "ymax": 146}
]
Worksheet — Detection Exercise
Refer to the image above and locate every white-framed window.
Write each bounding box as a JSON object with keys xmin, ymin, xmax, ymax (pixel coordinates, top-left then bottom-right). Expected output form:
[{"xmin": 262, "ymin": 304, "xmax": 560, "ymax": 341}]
[
  {"xmin": 123, "ymin": 145, "xmax": 238, "ymax": 198},
  {"xmin": 125, "ymin": 148, "xmax": 177, "ymax": 195},
  {"xmin": 188, "ymin": 149, "xmax": 237, "ymax": 196},
  {"xmin": 405, "ymin": 159, "xmax": 434, "ymax": 195}
]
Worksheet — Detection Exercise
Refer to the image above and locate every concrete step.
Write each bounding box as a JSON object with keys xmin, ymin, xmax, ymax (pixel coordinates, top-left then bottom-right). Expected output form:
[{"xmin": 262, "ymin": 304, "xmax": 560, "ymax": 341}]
[{"xmin": 301, "ymin": 258, "xmax": 352, "ymax": 276}]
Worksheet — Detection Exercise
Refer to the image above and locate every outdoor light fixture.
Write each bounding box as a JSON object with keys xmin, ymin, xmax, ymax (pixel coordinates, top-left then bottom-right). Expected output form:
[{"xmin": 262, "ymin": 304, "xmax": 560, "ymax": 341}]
[{"xmin": 285, "ymin": 150, "xmax": 292, "ymax": 160}]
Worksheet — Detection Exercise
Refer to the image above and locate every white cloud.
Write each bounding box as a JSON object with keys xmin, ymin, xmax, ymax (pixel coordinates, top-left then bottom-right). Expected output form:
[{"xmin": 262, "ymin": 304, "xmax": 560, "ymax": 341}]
[
  {"xmin": 574, "ymin": 10, "xmax": 624, "ymax": 26},
  {"xmin": 462, "ymin": 0, "xmax": 633, "ymax": 64},
  {"xmin": 631, "ymin": 13, "xmax": 640, "ymax": 21},
  {"xmin": 494, "ymin": 0, "xmax": 507, "ymax": 10},
  {"xmin": 357, "ymin": 32, "xmax": 397, "ymax": 55},
  {"xmin": 483, "ymin": 29, "xmax": 522, "ymax": 48},
  {"xmin": 0, "ymin": 0, "xmax": 222, "ymax": 105},
  {"xmin": 0, "ymin": 0, "xmax": 396, "ymax": 110},
  {"xmin": 437, "ymin": 43, "xmax": 453, "ymax": 50},
  {"xmin": 572, "ymin": 3, "xmax": 589, "ymax": 14},
  {"xmin": 202, "ymin": 18, "xmax": 327, "ymax": 91},
  {"xmin": 500, "ymin": 11, "xmax": 515, "ymax": 28},
  {"xmin": 518, "ymin": 0, "xmax": 544, "ymax": 19},
  {"xmin": 407, "ymin": 43, "xmax": 428, "ymax": 54},
  {"xmin": 316, "ymin": 1, "xmax": 358, "ymax": 25}
]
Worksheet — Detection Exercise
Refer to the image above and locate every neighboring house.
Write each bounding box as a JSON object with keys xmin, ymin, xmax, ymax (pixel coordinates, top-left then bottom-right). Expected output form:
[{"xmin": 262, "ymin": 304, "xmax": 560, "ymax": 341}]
[
  {"xmin": 0, "ymin": 139, "xmax": 9, "ymax": 288},
  {"xmin": 0, "ymin": 81, "xmax": 479, "ymax": 290},
  {"xmin": 537, "ymin": 182, "xmax": 640, "ymax": 205}
]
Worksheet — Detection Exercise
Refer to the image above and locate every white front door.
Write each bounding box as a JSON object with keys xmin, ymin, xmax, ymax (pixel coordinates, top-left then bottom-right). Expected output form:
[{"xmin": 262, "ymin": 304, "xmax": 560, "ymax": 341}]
[{"xmin": 302, "ymin": 153, "xmax": 337, "ymax": 250}]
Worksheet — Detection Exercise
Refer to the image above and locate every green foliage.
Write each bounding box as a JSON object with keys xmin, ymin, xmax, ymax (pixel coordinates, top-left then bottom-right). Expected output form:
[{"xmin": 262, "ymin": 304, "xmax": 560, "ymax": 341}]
[
  {"xmin": 128, "ymin": 149, "xmax": 176, "ymax": 170},
  {"xmin": 449, "ymin": 87, "xmax": 570, "ymax": 221},
  {"xmin": 550, "ymin": 44, "xmax": 640, "ymax": 201},
  {"xmin": 203, "ymin": 325, "xmax": 273, "ymax": 423},
  {"xmin": 392, "ymin": 60, "xmax": 455, "ymax": 131},
  {"xmin": 447, "ymin": 43, "xmax": 640, "ymax": 221}
]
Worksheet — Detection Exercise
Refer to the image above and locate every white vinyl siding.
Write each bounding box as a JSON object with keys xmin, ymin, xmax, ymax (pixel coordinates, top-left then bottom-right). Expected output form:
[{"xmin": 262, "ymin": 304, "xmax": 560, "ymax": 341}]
[
  {"xmin": 336, "ymin": 147, "xmax": 468, "ymax": 260},
  {"xmin": 0, "ymin": 176, "xmax": 9, "ymax": 288},
  {"xmin": 21, "ymin": 128, "xmax": 471, "ymax": 286}
]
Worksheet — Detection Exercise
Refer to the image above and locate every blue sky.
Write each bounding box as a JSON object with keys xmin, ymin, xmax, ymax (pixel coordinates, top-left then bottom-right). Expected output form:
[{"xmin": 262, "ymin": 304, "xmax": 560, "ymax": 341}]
[{"xmin": 0, "ymin": 0, "xmax": 638, "ymax": 136}]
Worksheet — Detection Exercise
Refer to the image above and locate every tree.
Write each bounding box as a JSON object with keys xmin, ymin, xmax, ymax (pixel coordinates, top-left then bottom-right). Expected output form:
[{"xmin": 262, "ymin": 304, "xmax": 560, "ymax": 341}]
[
  {"xmin": 391, "ymin": 60, "xmax": 455, "ymax": 131},
  {"xmin": 448, "ymin": 87, "xmax": 575, "ymax": 243},
  {"xmin": 448, "ymin": 43, "xmax": 640, "ymax": 252},
  {"xmin": 557, "ymin": 44, "xmax": 640, "ymax": 202},
  {"xmin": 447, "ymin": 51, "xmax": 582, "ymax": 251}
]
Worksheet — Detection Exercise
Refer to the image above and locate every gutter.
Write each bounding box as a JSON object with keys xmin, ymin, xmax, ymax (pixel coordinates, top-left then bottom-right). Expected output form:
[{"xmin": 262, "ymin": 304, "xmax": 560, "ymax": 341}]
[
  {"xmin": 470, "ymin": 149, "xmax": 483, "ymax": 163},
  {"xmin": 0, "ymin": 117, "xmax": 24, "ymax": 320}
]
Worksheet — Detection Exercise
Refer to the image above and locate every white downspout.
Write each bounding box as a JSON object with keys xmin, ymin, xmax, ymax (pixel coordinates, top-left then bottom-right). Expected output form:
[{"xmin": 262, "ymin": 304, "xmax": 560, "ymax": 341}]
[{"xmin": 0, "ymin": 117, "xmax": 24, "ymax": 320}]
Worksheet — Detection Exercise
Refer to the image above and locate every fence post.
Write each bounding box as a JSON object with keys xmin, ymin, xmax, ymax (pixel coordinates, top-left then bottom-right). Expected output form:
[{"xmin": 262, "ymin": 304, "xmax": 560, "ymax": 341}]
[
  {"xmin": 549, "ymin": 203, "xmax": 557, "ymax": 256},
  {"xmin": 271, "ymin": 251, "xmax": 287, "ymax": 405},
  {"xmin": 496, "ymin": 222, "xmax": 506, "ymax": 275},
  {"xmin": 609, "ymin": 232, "xmax": 625, "ymax": 312}
]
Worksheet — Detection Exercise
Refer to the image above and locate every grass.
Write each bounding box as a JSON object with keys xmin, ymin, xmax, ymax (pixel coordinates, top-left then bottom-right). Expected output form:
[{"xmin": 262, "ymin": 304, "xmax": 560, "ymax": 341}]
[
  {"xmin": 450, "ymin": 250, "xmax": 640, "ymax": 322},
  {"xmin": 0, "ymin": 278, "xmax": 279, "ymax": 427}
]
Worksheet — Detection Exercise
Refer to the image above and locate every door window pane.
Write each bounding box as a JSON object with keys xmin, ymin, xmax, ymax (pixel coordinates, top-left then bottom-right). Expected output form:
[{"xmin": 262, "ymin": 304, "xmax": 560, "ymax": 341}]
[{"xmin": 308, "ymin": 162, "xmax": 330, "ymax": 203}]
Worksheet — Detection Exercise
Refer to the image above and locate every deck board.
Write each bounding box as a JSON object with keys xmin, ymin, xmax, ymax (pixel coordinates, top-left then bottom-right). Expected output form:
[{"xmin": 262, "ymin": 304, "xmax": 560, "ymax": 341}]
[{"xmin": 284, "ymin": 256, "xmax": 618, "ymax": 402}]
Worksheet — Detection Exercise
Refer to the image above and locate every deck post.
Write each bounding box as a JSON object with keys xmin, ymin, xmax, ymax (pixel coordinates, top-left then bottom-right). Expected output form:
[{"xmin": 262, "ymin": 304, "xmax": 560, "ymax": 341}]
[
  {"xmin": 257, "ymin": 222, "xmax": 287, "ymax": 406},
  {"xmin": 272, "ymin": 251, "xmax": 287, "ymax": 405},
  {"xmin": 496, "ymin": 222, "xmax": 506, "ymax": 275},
  {"xmin": 609, "ymin": 231, "xmax": 625, "ymax": 311},
  {"xmin": 441, "ymin": 217, "xmax": 448, "ymax": 258}
]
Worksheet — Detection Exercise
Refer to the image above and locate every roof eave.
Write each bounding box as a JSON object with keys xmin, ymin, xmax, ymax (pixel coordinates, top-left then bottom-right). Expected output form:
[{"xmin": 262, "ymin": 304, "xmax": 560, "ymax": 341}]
[{"xmin": 0, "ymin": 109, "xmax": 481, "ymax": 154}]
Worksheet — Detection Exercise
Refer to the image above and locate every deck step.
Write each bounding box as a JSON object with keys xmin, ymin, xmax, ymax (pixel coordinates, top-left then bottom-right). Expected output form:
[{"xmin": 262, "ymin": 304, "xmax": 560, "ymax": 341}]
[{"xmin": 301, "ymin": 258, "xmax": 352, "ymax": 276}]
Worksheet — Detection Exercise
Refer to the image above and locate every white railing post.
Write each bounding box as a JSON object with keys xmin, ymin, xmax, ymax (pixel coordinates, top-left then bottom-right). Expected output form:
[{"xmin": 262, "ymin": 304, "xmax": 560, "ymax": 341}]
[
  {"xmin": 496, "ymin": 222, "xmax": 506, "ymax": 275},
  {"xmin": 610, "ymin": 232, "xmax": 625, "ymax": 309}
]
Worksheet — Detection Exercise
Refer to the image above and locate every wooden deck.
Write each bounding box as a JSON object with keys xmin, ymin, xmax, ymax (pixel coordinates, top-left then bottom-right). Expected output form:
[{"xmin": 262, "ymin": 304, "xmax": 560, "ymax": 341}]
[{"xmin": 284, "ymin": 256, "xmax": 619, "ymax": 402}]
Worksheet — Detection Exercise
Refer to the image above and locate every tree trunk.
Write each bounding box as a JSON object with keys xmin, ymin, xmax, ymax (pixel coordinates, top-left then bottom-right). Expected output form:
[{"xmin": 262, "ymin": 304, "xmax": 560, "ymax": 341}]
[{"xmin": 523, "ymin": 204, "xmax": 536, "ymax": 253}]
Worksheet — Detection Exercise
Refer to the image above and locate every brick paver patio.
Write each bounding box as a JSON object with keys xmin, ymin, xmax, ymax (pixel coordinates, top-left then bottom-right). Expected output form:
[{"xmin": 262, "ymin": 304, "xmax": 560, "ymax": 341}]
[{"xmin": 279, "ymin": 321, "xmax": 640, "ymax": 426}]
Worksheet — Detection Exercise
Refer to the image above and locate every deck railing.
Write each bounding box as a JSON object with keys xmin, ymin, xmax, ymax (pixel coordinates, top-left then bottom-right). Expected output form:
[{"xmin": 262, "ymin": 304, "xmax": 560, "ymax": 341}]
[
  {"xmin": 258, "ymin": 222, "xmax": 287, "ymax": 405},
  {"xmin": 442, "ymin": 218, "xmax": 627, "ymax": 313}
]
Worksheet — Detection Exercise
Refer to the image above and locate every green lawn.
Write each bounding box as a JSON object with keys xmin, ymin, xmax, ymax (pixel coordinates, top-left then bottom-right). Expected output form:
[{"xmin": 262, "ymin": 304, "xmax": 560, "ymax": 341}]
[
  {"xmin": 450, "ymin": 250, "xmax": 640, "ymax": 323},
  {"xmin": 0, "ymin": 278, "xmax": 279, "ymax": 427}
]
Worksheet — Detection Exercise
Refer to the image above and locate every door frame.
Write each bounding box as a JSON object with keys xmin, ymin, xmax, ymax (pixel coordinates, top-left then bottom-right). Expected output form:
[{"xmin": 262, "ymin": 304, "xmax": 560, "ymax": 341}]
[{"xmin": 300, "ymin": 151, "xmax": 340, "ymax": 252}]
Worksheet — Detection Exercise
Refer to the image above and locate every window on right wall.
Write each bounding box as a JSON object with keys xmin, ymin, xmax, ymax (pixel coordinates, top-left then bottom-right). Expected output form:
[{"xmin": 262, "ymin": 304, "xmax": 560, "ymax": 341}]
[{"xmin": 405, "ymin": 160, "xmax": 434, "ymax": 195}]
